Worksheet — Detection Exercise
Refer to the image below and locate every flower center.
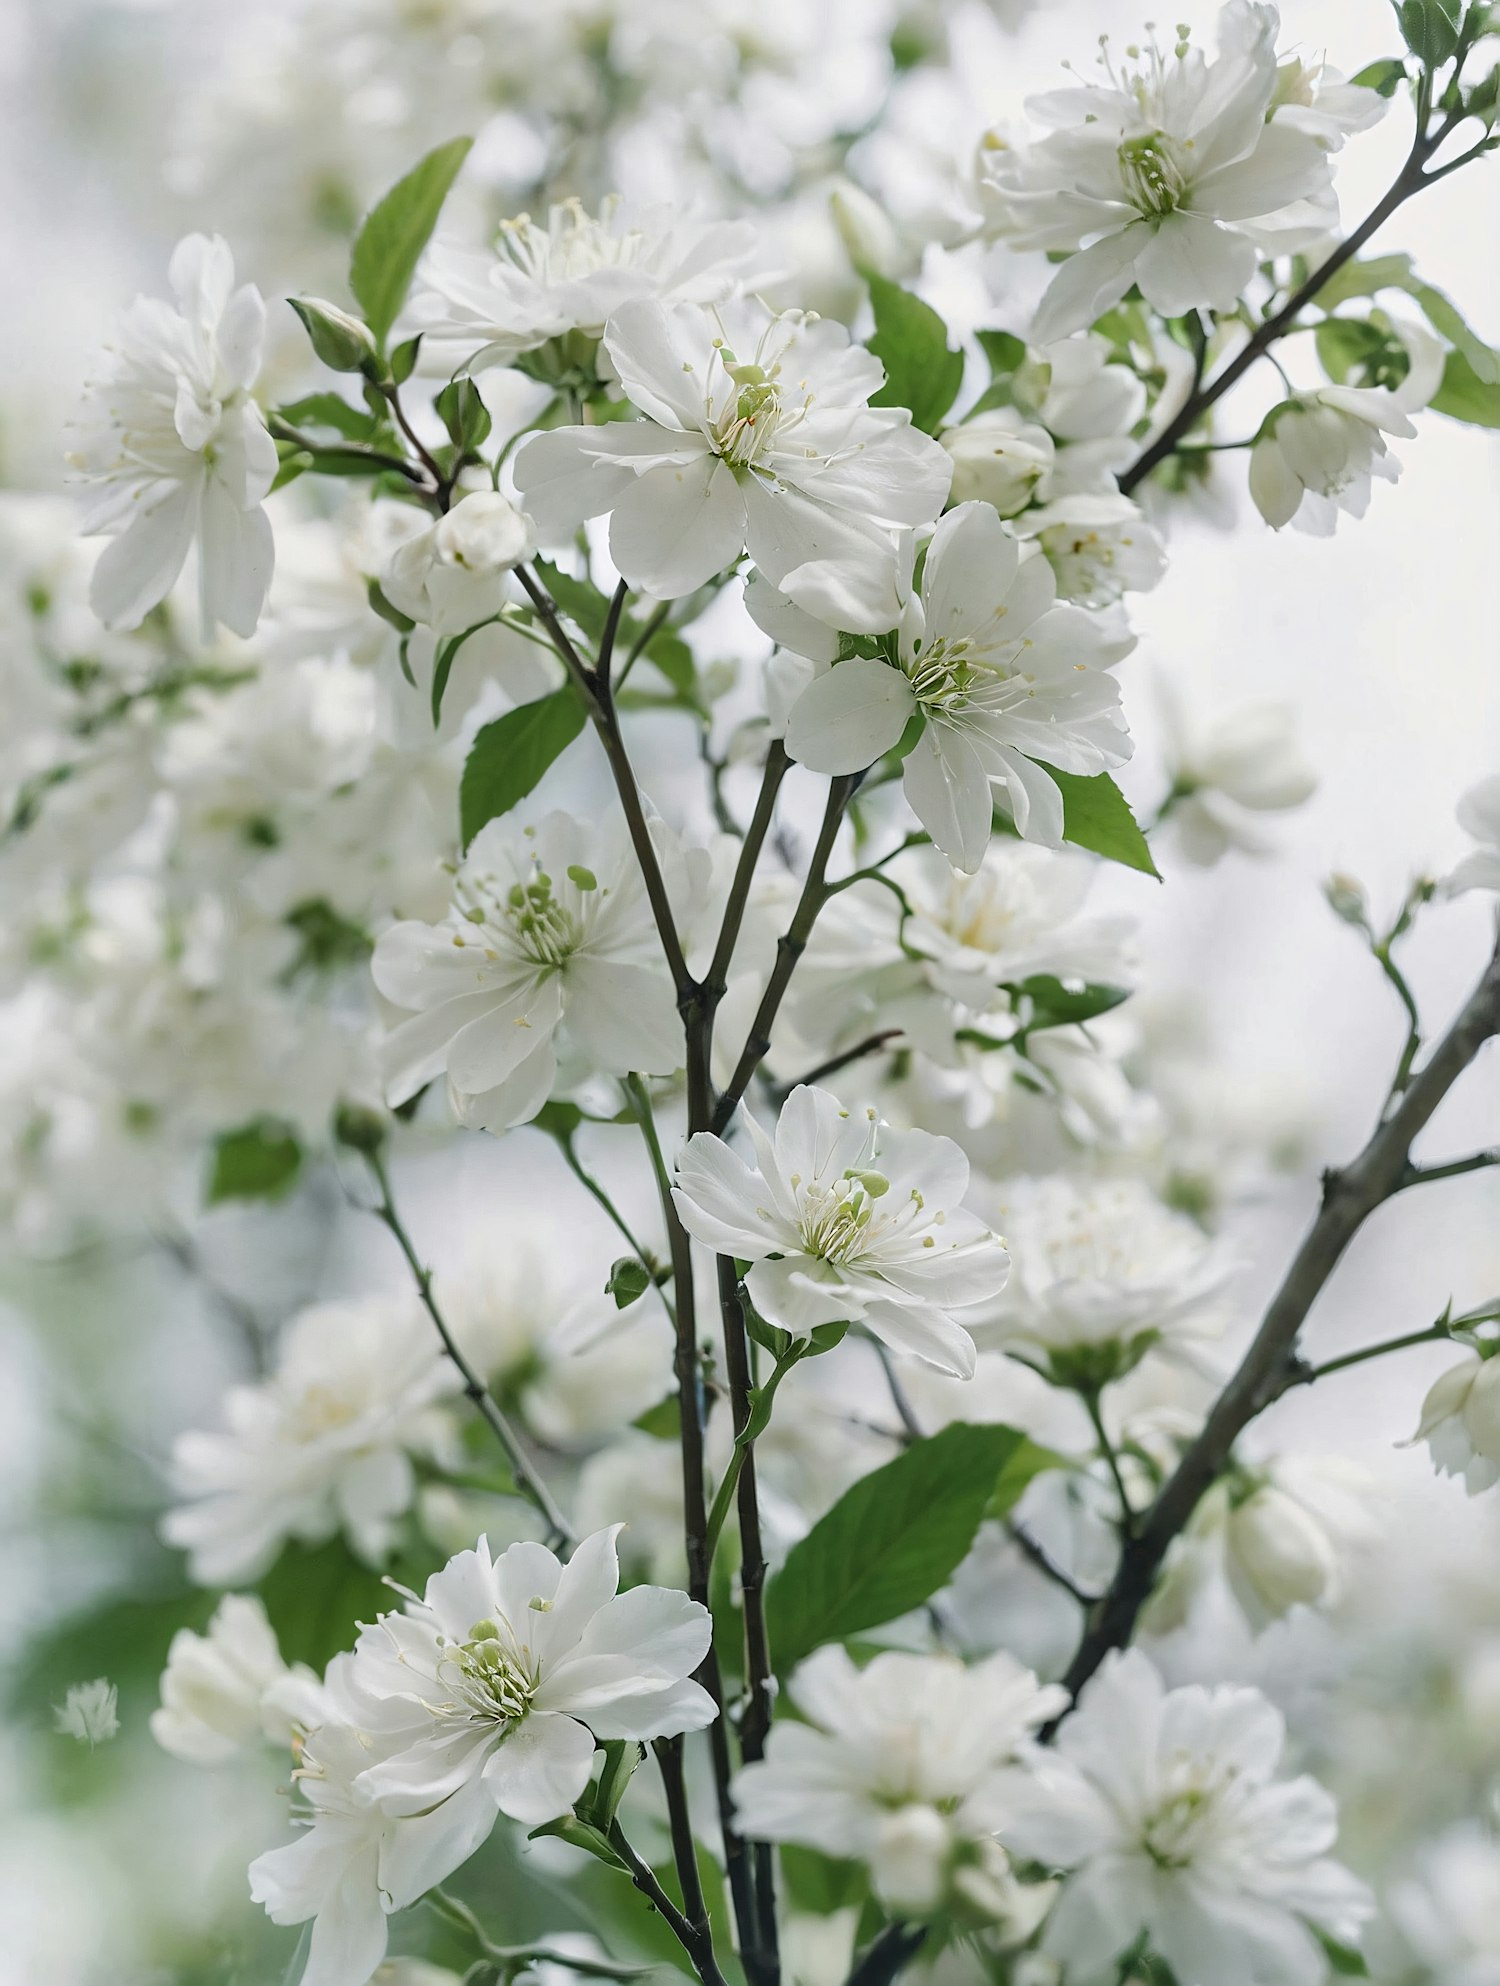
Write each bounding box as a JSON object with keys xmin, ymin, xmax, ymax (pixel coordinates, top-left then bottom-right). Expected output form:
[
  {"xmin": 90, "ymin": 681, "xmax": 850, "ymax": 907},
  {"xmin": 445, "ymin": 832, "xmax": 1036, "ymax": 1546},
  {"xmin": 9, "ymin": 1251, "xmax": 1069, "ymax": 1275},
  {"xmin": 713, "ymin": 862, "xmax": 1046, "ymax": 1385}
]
[
  {"xmin": 794, "ymin": 1167, "xmax": 931, "ymax": 1267},
  {"xmin": 502, "ymin": 870, "xmax": 583, "ymax": 968},
  {"xmin": 1139, "ymin": 1758, "xmax": 1237, "ymax": 1869},
  {"xmin": 447, "ymin": 1618, "xmax": 538, "ymax": 1725},
  {"xmin": 1117, "ymin": 132, "xmax": 1188, "ymax": 216}
]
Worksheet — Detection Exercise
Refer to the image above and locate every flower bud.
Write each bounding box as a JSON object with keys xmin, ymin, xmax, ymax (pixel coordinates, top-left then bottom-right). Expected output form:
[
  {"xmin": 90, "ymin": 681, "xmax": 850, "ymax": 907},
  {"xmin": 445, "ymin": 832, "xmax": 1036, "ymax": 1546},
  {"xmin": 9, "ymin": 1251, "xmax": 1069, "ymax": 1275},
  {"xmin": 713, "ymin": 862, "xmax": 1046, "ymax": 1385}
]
[
  {"xmin": 288, "ymin": 297, "xmax": 378, "ymax": 374},
  {"xmin": 941, "ymin": 411, "xmax": 1055, "ymax": 517},
  {"xmin": 830, "ymin": 181, "xmax": 903, "ymax": 279},
  {"xmin": 381, "ymin": 491, "xmax": 536, "ymax": 635},
  {"xmin": 1224, "ymin": 1483, "xmax": 1339, "ymax": 1626}
]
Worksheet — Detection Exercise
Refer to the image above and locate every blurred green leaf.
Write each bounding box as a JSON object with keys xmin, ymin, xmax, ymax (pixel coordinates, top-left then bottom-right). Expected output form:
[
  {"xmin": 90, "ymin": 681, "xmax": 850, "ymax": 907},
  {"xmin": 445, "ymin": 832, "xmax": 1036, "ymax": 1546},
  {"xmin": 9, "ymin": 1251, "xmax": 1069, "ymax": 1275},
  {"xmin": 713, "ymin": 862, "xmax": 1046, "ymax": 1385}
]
[
  {"xmin": 459, "ymin": 688, "xmax": 588, "ymax": 849},
  {"xmin": 866, "ymin": 274, "xmax": 965, "ymax": 434}
]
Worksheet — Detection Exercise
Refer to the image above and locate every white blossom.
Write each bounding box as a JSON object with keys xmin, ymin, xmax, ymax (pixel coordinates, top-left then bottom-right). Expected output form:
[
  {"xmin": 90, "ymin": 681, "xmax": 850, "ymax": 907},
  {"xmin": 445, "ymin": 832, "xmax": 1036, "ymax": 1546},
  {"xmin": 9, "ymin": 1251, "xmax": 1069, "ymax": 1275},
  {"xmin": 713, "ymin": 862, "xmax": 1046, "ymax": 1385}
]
[
  {"xmin": 784, "ymin": 501, "xmax": 1132, "ymax": 867},
  {"xmin": 410, "ymin": 196, "xmax": 763, "ymax": 375},
  {"xmin": 379, "ymin": 492, "xmax": 535, "ymax": 636},
  {"xmin": 1446, "ymin": 775, "xmax": 1500, "ymax": 896},
  {"xmin": 343, "ymin": 1527, "xmax": 714, "ymax": 1832},
  {"xmin": 372, "ymin": 810, "xmax": 706, "ymax": 1133},
  {"xmin": 942, "ymin": 412, "xmax": 1056, "ymax": 516},
  {"xmin": 151, "ymin": 1593, "xmax": 319, "ymax": 1765},
  {"xmin": 162, "ymin": 1295, "xmax": 457, "ymax": 1585},
  {"xmin": 1158, "ymin": 688, "xmax": 1318, "ymax": 864},
  {"xmin": 1249, "ymin": 388, "xmax": 1417, "ymax": 535},
  {"xmin": 672, "ymin": 1082, "xmax": 1009, "ymax": 1377},
  {"xmin": 1408, "ymin": 1351, "xmax": 1500, "ymax": 1495},
  {"xmin": 733, "ymin": 1643, "xmax": 1065, "ymax": 1921},
  {"xmin": 53, "ymin": 1678, "xmax": 120, "ymax": 1746},
  {"xmin": 1006, "ymin": 1650, "xmax": 1373, "ymax": 1986},
  {"xmin": 985, "ymin": 1174, "xmax": 1232, "ymax": 1389},
  {"xmin": 1016, "ymin": 493, "xmax": 1166, "ymax": 608},
  {"xmin": 977, "ymin": 5, "xmax": 1334, "ymax": 341},
  {"xmin": 68, "ymin": 234, "xmax": 276, "ymax": 637},
  {"xmin": 512, "ymin": 298, "xmax": 952, "ymax": 628}
]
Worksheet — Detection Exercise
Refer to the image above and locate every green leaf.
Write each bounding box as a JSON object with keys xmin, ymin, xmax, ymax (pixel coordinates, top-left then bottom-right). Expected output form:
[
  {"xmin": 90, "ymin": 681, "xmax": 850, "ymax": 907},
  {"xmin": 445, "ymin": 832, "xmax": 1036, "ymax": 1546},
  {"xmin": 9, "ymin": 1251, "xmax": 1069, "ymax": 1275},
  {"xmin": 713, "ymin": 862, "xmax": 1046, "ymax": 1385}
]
[
  {"xmin": 533, "ymin": 558, "xmax": 614, "ymax": 642},
  {"xmin": 1349, "ymin": 55, "xmax": 1409, "ymax": 94},
  {"xmin": 866, "ymin": 273, "xmax": 965, "ymax": 435},
  {"xmin": 1431, "ymin": 348, "xmax": 1500, "ymax": 425},
  {"xmin": 256, "ymin": 1538, "xmax": 403, "ymax": 1671},
  {"xmin": 642, "ymin": 629, "xmax": 696, "ymax": 698},
  {"xmin": 1411, "ymin": 280, "xmax": 1500, "ymax": 383},
  {"xmin": 1312, "ymin": 251, "xmax": 1416, "ymax": 310},
  {"xmin": 1313, "ymin": 1928, "xmax": 1370, "ymax": 1977},
  {"xmin": 985, "ymin": 1435, "xmax": 1067, "ymax": 1520},
  {"xmin": 529, "ymin": 1814, "xmax": 630, "ymax": 1872},
  {"xmin": 764, "ymin": 1422, "xmax": 1035, "ymax": 1672},
  {"xmin": 1395, "ymin": 0, "xmax": 1462, "ymax": 64},
  {"xmin": 578, "ymin": 1740, "xmax": 644, "ymax": 1829},
  {"xmin": 607, "ymin": 1257, "xmax": 652, "ymax": 1309},
  {"xmin": 276, "ymin": 392, "xmax": 382, "ymax": 442},
  {"xmin": 976, "ymin": 328, "xmax": 1026, "ymax": 379},
  {"xmin": 779, "ymin": 1845, "xmax": 868, "ymax": 1915},
  {"xmin": 367, "ymin": 578, "xmax": 415, "ymax": 635},
  {"xmin": 436, "ymin": 374, "xmax": 493, "ymax": 451},
  {"xmin": 1315, "ymin": 317, "xmax": 1392, "ymax": 385},
  {"xmin": 459, "ymin": 688, "xmax": 587, "ymax": 848},
  {"xmin": 1012, "ymin": 973, "xmax": 1131, "ymax": 1029},
  {"xmin": 633, "ymin": 1396, "xmax": 680, "ymax": 1439},
  {"xmin": 1051, "ymin": 768, "xmax": 1160, "ymax": 878},
  {"xmin": 430, "ymin": 614, "xmax": 504, "ymax": 726},
  {"xmin": 207, "ymin": 1120, "xmax": 302, "ymax": 1205},
  {"xmin": 349, "ymin": 136, "xmax": 473, "ymax": 348}
]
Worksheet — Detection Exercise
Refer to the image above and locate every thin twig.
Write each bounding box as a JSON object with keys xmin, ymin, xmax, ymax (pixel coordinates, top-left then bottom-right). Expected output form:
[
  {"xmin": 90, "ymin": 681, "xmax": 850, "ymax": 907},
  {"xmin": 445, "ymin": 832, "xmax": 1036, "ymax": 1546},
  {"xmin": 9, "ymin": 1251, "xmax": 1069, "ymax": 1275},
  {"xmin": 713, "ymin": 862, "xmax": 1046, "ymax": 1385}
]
[
  {"xmin": 843, "ymin": 1924, "xmax": 927, "ymax": 1986},
  {"xmin": 607, "ymin": 1823, "xmax": 728, "ymax": 1986},
  {"xmin": 1050, "ymin": 929, "xmax": 1500, "ymax": 1721},
  {"xmin": 363, "ymin": 1150, "xmax": 573, "ymax": 1550}
]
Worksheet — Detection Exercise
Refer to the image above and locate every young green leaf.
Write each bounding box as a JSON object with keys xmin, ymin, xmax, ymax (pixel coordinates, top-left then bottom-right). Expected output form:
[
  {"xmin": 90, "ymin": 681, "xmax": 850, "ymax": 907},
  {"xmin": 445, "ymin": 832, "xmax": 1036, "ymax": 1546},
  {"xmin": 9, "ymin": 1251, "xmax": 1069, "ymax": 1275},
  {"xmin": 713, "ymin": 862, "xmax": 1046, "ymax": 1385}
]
[
  {"xmin": 1349, "ymin": 55, "xmax": 1409, "ymax": 94},
  {"xmin": 1011, "ymin": 973, "xmax": 1131, "ymax": 1029},
  {"xmin": 207, "ymin": 1120, "xmax": 303, "ymax": 1205},
  {"xmin": 459, "ymin": 688, "xmax": 587, "ymax": 848},
  {"xmin": 1051, "ymin": 768, "xmax": 1160, "ymax": 878},
  {"xmin": 866, "ymin": 274, "xmax": 965, "ymax": 435},
  {"xmin": 606, "ymin": 1257, "xmax": 652, "ymax": 1309},
  {"xmin": 1313, "ymin": 1928, "xmax": 1370, "ymax": 1977},
  {"xmin": 1411, "ymin": 281, "xmax": 1500, "ymax": 384},
  {"xmin": 350, "ymin": 136, "xmax": 473, "ymax": 349},
  {"xmin": 764, "ymin": 1422, "xmax": 1043, "ymax": 1672},
  {"xmin": 1431, "ymin": 348, "xmax": 1500, "ymax": 425}
]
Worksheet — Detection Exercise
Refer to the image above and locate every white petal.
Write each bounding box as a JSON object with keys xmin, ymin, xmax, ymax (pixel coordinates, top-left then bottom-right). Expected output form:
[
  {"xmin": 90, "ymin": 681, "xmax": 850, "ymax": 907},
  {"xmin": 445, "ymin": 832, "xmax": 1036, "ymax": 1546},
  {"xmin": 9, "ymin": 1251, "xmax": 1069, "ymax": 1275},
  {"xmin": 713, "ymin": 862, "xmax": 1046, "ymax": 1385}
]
[
  {"xmin": 608, "ymin": 453, "xmax": 746, "ymax": 597},
  {"xmin": 89, "ymin": 486, "xmax": 199, "ymax": 630},
  {"xmin": 902, "ymin": 726, "xmax": 993, "ymax": 873},
  {"xmin": 1032, "ymin": 228, "xmax": 1149, "ymax": 344},
  {"xmin": 482, "ymin": 1712, "xmax": 597, "ymax": 1826},
  {"xmin": 784, "ymin": 658, "xmax": 914, "ymax": 774}
]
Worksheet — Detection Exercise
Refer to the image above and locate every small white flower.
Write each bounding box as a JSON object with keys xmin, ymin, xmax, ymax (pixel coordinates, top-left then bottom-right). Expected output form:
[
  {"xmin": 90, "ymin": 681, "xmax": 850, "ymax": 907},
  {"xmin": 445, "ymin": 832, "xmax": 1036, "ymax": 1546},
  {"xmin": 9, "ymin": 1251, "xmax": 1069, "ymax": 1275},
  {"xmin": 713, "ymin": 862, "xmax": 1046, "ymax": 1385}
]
[
  {"xmin": 672, "ymin": 1081, "xmax": 1009, "ymax": 1377},
  {"xmin": 346, "ymin": 1527, "xmax": 715, "ymax": 1830},
  {"xmin": 1006, "ymin": 1650, "xmax": 1372, "ymax": 1985},
  {"xmin": 1383, "ymin": 1823, "xmax": 1500, "ymax": 1984},
  {"xmin": 1158, "ymin": 687, "xmax": 1318, "ymax": 864},
  {"xmin": 68, "ymin": 234, "xmax": 276, "ymax": 637},
  {"xmin": 941, "ymin": 412, "xmax": 1056, "ymax": 516},
  {"xmin": 1444, "ymin": 775, "xmax": 1500, "ymax": 897},
  {"xmin": 372, "ymin": 810, "xmax": 706, "ymax": 1133},
  {"xmin": 513, "ymin": 297, "xmax": 952, "ymax": 628},
  {"xmin": 380, "ymin": 491, "xmax": 535, "ymax": 636},
  {"xmin": 1408, "ymin": 1351, "xmax": 1500, "ymax": 1495},
  {"xmin": 162, "ymin": 1295, "xmax": 457, "ymax": 1586},
  {"xmin": 1249, "ymin": 387, "xmax": 1417, "ymax": 535},
  {"xmin": 985, "ymin": 1174, "xmax": 1232, "ymax": 1389},
  {"xmin": 410, "ymin": 196, "xmax": 762, "ymax": 374},
  {"xmin": 783, "ymin": 501, "xmax": 1132, "ymax": 869},
  {"xmin": 1015, "ymin": 493, "xmax": 1166, "ymax": 608},
  {"xmin": 733, "ymin": 1643, "xmax": 1065, "ymax": 1919},
  {"xmin": 151, "ymin": 1592, "xmax": 319, "ymax": 1765},
  {"xmin": 53, "ymin": 1678, "xmax": 120, "ymax": 1746},
  {"xmin": 978, "ymin": 6, "xmax": 1334, "ymax": 341}
]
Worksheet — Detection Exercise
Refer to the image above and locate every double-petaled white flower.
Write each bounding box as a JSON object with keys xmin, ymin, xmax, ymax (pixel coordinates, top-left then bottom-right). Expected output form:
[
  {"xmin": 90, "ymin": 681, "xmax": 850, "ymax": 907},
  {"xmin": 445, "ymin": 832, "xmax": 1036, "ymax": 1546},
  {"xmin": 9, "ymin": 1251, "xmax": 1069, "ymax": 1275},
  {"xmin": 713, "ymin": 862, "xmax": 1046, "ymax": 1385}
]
[
  {"xmin": 1005, "ymin": 1650, "xmax": 1372, "ymax": 1986},
  {"xmin": 672, "ymin": 1082, "xmax": 1008, "ymax": 1376},
  {"xmin": 68, "ymin": 234, "xmax": 276, "ymax": 637},
  {"xmin": 410, "ymin": 196, "xmax": 763, "ymax": 375},
  {"xmin": 1158, "ymin": 686, "xmax": 1318, "ymax": 864},
  {"xmin": 379, "ymin": 491, "xmax": 535, "ymax": 636},
  {"xmin": 346, "ymin": 1527, "xmax": 715, "ymax": 1831},
  {"xmin": 977, "ymin": 4, "xmax": 1333, "ymax": 341},
  {"xmin": 734, "ymin": 1644, "xmax": 1065, "ymax": 1921},
  {"xmin": 372, "ymin": 810, "xmax": 707, "ymax": 1133},
  {"xmin": 512, "ymin": 298, "xmax": 952, "ymax": 628},
  {"xmin": 784, "ymin": 501, "xmax": 1131, "ymax": 868},
  {"xmin": 162, "ymin": 1294, "xmax": 456, "ymax": 1586},
  {"xmin": 984, "ymin": 1174, "xmax": 1232, "ymax": 1391}
]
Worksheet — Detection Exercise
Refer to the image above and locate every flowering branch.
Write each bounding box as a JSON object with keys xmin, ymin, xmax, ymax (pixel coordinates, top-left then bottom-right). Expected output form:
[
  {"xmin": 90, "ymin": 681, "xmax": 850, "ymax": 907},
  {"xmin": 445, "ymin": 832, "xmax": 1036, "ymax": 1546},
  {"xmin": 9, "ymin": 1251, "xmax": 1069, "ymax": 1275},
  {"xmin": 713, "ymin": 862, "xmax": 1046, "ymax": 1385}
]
[
  {"xmin": 1053, "ymin": 926, "xmax": 1500, "ymax": 1713},
  {"xmin": 1120, "ymin": 96, "xmax": 1474, "ymax": 495}
]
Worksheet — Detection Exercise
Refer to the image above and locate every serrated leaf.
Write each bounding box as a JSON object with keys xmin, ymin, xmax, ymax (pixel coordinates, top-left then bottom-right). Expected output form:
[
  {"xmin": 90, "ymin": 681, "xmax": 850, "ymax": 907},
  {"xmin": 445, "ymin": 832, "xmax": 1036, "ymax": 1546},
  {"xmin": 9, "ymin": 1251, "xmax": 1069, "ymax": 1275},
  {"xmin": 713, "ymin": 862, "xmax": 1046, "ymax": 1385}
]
[
  {"xmin": 764, "ymin": 1422, "xmax": 1036, "ymax": 1672},
  {"xmin": 350, "ymin": 136, "xmax": 473, "ymax": 348},
  {"xmin": 207, "ymin": 1120, "xmax": 302, "ymax": 1204},
  {"xmin": 866, "ymin": 274, "xmax": 965, "ymax": 434},
  {"xmin": 1051, "ymin": 768, "xmax": 1160, "ymax": 878},
  {"xmin": 1395, "ymin": 0, "xmax": 1462, "ymax": 65},
  {"xmin": 1431, "ymin": 348, "xmax": 1500, "ymax": 425},
  {"xmin": 459, "ymin": 688, "xmax": 587, "ymax": 848}
]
